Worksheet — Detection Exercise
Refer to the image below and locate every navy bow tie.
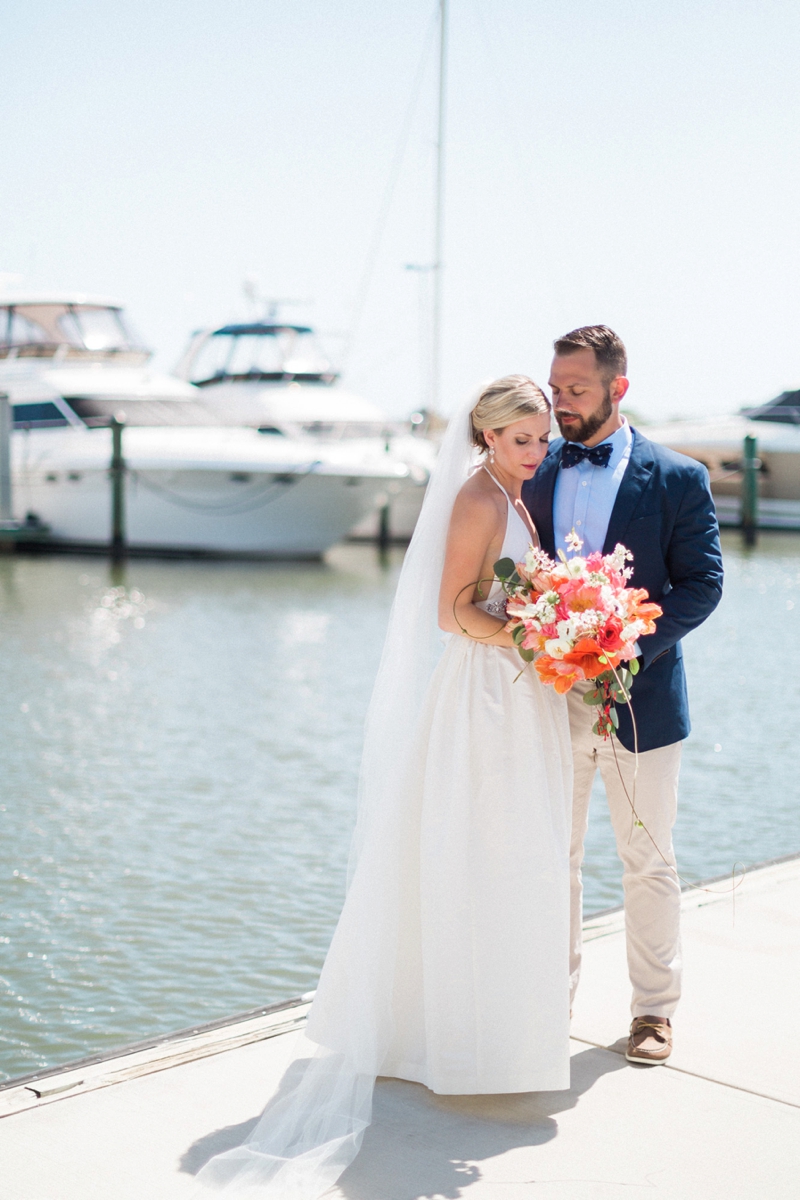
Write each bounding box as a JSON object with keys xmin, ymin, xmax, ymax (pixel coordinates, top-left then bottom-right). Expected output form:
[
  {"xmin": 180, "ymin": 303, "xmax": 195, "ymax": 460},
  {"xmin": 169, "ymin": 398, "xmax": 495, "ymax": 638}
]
[{"xmin": 560, "ymin": 442, "xmax": 613, "ymax": 469}]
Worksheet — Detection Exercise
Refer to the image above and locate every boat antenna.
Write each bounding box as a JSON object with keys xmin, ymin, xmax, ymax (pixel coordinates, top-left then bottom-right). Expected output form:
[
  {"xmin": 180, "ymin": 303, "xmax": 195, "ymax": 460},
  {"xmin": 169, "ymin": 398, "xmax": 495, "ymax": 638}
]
[
  {"xmin": 431, "ymin": 0, "xmax": 448, "ymax": 416},
  {"xmin": 242, "ymin": 280, "xmax": 311, "ymax": 324}
]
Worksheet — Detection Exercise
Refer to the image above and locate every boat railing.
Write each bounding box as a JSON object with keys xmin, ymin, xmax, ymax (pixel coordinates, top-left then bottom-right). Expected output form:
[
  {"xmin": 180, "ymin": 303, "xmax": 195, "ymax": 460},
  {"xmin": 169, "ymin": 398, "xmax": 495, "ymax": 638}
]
[
  {"xmin": 0, "ymin": 343, "xmax": 150, "ymax": 366},
  {"xmin": 193, "ymin": 370, "xmax": 339, "ymax": 387}
]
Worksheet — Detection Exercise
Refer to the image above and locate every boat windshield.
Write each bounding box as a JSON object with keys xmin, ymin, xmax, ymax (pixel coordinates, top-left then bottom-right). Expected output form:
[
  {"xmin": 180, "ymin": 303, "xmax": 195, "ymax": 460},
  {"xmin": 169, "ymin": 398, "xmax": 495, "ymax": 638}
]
[
  {"xmin": 187, "ymin": 324, "xmax": 336, "ymax": 386},
  {"xmin": 0, "ymin": 303, "xmax": 150, "ymax": 363}
]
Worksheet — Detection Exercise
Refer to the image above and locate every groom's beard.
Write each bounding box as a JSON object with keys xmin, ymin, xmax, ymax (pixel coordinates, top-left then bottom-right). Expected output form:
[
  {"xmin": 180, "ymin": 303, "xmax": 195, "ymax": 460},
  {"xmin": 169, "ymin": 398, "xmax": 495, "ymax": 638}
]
[{"xmin": 555, "ymin": 386, "xmax": 613, "ymax": 443}]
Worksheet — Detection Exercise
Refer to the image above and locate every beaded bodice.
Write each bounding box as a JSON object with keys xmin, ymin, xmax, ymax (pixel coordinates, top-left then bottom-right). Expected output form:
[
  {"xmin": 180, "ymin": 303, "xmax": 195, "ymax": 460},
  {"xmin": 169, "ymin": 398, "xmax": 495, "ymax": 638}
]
[{"xmin": 475, "ymin": 469, "xmax": 533, "ymax": 618}]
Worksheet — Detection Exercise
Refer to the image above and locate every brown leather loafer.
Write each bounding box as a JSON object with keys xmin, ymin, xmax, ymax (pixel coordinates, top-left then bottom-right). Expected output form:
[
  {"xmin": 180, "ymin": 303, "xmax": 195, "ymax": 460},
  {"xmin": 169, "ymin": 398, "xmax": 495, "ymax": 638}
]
[{"xmin": 626, "ymin": 1015, "xmax": 672, "ymax": 1064}]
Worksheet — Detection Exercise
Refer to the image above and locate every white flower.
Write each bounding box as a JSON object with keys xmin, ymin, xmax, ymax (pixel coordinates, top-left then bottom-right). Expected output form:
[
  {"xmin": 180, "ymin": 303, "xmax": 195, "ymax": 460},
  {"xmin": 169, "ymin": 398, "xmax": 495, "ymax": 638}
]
[
  {"xmin": 597, "ymin": 584, "xmax": 618, "ymax": 612},
  {"xmin": 564, "ymin": 556, "xmax": 586, "ymax": 578},
  {"xmin": 607, "ymin": 543, "xmax": 633, "ymax": 572},
  {"xmin": 524, "ymin": 547, "xmax": 554, "ymax": 575},
  {"xmin": 510, "ymin": 601, "xmax": 548, "ymax": 621},
  {"xmin": 572, "ymin": 609, "xmax": 603, "ymax": 637},
  {"xmin": 565, "ymin": 528, "xmax": 584, "ymax": 554},
  {"xmin": 545, "ymin": 636, "xmax": 572, "ymax": 658}
]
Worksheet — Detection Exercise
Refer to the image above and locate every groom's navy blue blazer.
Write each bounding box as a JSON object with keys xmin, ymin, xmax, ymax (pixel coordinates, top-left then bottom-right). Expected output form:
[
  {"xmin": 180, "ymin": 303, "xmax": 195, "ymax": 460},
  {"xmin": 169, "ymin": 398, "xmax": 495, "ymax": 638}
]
[{"xmin": 522, "ymin": 429, "xmax": 724, "ymax": 753}]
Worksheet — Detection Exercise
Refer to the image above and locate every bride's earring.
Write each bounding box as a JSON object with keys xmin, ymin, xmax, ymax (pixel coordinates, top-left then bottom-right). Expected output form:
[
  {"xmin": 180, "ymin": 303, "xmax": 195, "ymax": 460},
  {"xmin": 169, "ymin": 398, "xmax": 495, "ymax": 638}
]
[{"xmin": 489, "ymin": 446, "xmax": 495, "ymax": 463}]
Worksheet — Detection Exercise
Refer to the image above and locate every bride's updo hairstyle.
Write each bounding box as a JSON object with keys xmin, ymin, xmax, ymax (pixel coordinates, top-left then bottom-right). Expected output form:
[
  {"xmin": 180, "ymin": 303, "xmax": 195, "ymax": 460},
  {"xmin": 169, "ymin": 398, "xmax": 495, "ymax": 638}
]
[{"xmin": 470, "ymin": 374, "xmax": 550, "ymax": 453}]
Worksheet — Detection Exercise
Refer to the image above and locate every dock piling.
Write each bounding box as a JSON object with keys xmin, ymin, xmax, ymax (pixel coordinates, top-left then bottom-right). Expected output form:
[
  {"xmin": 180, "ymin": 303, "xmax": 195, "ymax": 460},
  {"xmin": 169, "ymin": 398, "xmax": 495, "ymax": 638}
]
[
  {"xmin": 0, "ymin": 393, "xmax": 11, "ymax": 523},
  {"xmin": 741, "ymin": 434, "xmax": 758, "ymax": 546},
  {"xmin": 110, "ymin": 419, "xmax": 127, "ymax": 560},
  {"xmin": 378, "ymin": 503, "xmax": 391, "ymax": 553}
]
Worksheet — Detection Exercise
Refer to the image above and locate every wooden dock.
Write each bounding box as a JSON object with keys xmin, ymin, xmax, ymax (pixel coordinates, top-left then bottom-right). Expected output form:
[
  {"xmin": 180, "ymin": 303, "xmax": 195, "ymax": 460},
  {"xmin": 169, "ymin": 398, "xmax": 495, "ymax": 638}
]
[{"xmin": 1, "ymin": 854, "xmax": 798, "ymax": 1199}]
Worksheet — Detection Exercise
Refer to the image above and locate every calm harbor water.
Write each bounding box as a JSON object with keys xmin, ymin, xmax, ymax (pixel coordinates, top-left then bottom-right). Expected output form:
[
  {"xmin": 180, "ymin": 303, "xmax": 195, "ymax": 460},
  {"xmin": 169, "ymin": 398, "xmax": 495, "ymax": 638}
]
[{"xmin": 2, "ymin": 533, "xmax": 799, "ymax": 1082}]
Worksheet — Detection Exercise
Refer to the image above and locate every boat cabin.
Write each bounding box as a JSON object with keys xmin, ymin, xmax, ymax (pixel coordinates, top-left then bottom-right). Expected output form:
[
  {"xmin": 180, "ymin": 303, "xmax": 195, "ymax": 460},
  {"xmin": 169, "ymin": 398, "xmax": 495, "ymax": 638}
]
[
  {"xmin": 742, "ymin": 389, "xmax": 800, "ymax": 425},
  {"xmin": 0, "ymin": 297, "xmax": 149, "ymax": 366},
  {"xmin": 176, "ymin": 324, "xmax": 338, "ymax": 387}
]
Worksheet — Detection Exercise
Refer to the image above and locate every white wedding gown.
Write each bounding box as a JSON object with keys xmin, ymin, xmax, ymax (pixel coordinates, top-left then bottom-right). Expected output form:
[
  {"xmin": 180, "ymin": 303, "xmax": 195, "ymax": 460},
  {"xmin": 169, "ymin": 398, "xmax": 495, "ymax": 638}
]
[
  {"xmin": 194, "ymin": 429, "xmax": 573, "ymax": 1198},
  {"xmin": 310, "ymin": 472, "xmax": 572, "ymax": 1094}
]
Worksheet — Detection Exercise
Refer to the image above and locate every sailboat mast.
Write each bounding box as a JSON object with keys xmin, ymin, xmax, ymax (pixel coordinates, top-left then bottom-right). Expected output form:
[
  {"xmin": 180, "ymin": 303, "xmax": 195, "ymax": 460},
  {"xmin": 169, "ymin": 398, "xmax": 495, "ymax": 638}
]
[{"xmin": 431, "ymin": 0, "xmax": 448, "ymax": 416}]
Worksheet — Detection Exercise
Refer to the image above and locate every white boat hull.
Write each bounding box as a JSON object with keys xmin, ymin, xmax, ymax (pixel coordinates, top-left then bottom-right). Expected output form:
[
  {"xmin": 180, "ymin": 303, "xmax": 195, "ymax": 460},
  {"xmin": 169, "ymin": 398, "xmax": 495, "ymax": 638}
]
[{"xmin": 12, "ymin": 427, "xmax": 408, "ymax": 557}]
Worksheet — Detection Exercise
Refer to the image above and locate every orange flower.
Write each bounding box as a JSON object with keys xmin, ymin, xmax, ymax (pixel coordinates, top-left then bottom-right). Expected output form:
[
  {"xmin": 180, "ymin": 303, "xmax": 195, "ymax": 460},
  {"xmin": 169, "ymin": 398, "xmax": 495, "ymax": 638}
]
[
  {"xmin": 562, "ymin": 637, "xmax": 610, "ymax": 680},
  {"xmin": 633, "ymin": 602, "xmax": 662, "ymax": 633},
  {"xmin": 535, "ymin": 656, "xmax": 586, "ymax": 694},
  {"xmin": 623, "ymin": 589, "xmax": 662, "ymax": 631}
]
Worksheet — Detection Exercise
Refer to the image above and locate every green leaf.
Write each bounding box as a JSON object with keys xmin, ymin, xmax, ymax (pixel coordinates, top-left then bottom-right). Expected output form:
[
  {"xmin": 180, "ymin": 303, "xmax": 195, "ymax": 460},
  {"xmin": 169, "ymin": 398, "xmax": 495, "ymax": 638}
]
[
  {"xmin": 512, "ymin": 624, "xmax": 526, "ymax": 644},
  {"xmin": 583, "ymin": 690, "xmax": 603, "ymax": 705},
  {"xmin": 517, "ymin": 647, "xmax": 534, "ymax": 663},
  {"xmin": 629, "ymin": 657, "xmax": 640, "ymax": 676},
  {"xmin": 609, "ymin": 707, "xmax": 619, "ymax": 728},
  {"xmin": 597, "ymin": 655, "xmax": 608, "ymax": 664},
  {"xmin": 508, "ymin": 570, "xmax": 521, "ymax": 586},
  {"xmin": 494, "ymin": 557, "xmax": 516, "ymax": 580}
]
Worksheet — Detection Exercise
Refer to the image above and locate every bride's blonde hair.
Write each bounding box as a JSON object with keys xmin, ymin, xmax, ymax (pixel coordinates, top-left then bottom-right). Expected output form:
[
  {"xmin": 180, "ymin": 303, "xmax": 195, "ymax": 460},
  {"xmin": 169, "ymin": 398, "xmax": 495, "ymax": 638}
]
[{"xmin": 470, "ymin": 374, "xmax": 550, "ymax": 452}]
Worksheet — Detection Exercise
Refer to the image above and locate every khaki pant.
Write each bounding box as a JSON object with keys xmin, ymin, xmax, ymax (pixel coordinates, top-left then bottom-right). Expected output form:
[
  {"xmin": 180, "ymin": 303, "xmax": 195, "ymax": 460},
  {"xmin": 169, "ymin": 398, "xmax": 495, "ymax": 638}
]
[{"xmin": 567, "ymin": 682, "xmax": 682, "ymax": 1018}]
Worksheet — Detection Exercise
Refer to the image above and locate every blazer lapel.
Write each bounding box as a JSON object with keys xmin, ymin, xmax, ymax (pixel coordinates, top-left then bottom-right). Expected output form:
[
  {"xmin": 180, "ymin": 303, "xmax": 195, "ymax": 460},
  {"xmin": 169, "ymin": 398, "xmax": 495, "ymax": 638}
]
[
  {"xmin": 532, "ymin": 447, "xmax": 559, "ymax": 557},
  {"xmin": 602, "ymin": 430, "xmax": 655, "ymax": 552}
]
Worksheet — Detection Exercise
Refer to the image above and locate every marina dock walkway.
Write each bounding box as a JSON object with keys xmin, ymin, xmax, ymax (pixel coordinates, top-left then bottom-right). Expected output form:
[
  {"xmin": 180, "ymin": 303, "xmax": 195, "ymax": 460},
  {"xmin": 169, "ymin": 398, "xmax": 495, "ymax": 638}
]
[{"xmin": 1, "ymin": 855, "xmax": 798, "ymax": 1199}]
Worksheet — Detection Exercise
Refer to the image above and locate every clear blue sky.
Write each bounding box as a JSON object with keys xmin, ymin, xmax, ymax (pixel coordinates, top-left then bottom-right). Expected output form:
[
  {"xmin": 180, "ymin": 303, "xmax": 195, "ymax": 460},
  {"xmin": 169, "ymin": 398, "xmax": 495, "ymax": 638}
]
[{"xmin": 2, "ymin": 0, "xmax": 799, "ymax": 420}]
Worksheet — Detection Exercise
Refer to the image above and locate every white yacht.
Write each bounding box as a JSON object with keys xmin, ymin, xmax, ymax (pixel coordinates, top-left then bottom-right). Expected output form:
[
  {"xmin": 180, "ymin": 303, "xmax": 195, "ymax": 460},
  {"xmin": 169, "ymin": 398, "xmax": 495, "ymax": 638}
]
[
  {"xmin": 0, "ymin": 295, "xmax": 413, "ymax": 556},
  {"xmin": 644, "ymin": 394, "xmax": 800, "ymax": 528},
  {"xmin": 175, "ymin": 320, "xmax": 437, "ymax": 539}
]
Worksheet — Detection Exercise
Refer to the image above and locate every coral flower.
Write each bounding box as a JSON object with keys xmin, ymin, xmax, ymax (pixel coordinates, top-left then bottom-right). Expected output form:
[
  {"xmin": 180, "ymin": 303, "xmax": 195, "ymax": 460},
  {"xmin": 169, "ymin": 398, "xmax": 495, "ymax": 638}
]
[
  {"xmin": 631, "ymin": 601, "xmax": 661, "ymax": 633},
  {"xmin": 562, "ymin": 637, "xmax": 608, "ymax": 680},
  {"xmin": 535, "ymin": 656, "xmax": 586, "ymax": 693}
]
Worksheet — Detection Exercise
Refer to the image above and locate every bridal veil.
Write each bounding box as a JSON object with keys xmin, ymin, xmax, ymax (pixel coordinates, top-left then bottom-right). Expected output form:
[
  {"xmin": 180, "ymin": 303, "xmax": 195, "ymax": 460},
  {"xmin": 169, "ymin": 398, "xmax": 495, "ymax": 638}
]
[{"xmin": 193, "ymin": 400, "xmax": 479, "ymax": 1197}]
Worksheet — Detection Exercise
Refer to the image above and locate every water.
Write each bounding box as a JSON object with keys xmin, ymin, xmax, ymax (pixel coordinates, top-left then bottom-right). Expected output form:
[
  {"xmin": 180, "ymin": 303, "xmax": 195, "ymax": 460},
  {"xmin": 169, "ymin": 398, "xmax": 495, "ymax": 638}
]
[{"xmin": 1, "ymin": 533, "xmax": 799, "ymax": 1082}]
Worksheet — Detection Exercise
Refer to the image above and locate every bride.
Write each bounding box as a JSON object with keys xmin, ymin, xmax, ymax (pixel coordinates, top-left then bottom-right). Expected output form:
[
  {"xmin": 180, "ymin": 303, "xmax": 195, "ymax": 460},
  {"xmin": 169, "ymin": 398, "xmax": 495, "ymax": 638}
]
[{"xmin": 195, "ymin": 376, "xmax": 573, "ymax": 1198}]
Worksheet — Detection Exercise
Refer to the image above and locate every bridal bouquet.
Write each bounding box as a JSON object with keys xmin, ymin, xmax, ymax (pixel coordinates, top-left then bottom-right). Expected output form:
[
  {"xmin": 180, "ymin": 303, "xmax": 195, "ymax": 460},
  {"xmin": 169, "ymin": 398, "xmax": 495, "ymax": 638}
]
[{"xmin": 494, "ymin": 533, "xmax": 662, "ymax": 738}]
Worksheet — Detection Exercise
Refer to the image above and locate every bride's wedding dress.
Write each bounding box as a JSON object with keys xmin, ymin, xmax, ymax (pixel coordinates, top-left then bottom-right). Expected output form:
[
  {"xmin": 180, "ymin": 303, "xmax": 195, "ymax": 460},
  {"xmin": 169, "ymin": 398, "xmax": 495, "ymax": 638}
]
[
  {"xmin": 311, "ymin": 471, "xmax": 572, "ymax": 1095},
  {"xmin": 194, "ymin": 410, "xmax": 573, "ymax": 1198}
]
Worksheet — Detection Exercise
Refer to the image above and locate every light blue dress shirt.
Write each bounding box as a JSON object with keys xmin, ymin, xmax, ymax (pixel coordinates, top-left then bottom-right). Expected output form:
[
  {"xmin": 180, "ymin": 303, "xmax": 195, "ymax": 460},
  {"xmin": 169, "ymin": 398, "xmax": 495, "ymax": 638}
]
[{"xmin": 553, "ymin": 419, "xmax": 633, "ymax": 557}]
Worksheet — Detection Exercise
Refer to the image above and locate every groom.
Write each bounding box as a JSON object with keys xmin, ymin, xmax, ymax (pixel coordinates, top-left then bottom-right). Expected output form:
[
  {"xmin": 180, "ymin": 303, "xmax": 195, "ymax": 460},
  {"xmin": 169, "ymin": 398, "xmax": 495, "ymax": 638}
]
[{"xmin": 523, "ymin": 325, "xmax": 723, "ymax": 1064}]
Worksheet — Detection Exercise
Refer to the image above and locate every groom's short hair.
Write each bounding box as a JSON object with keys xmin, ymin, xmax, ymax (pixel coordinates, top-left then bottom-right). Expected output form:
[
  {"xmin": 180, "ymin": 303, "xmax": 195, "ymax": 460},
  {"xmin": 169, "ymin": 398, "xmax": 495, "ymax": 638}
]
[{"xmin": 553, "ymin": 326, "xmax": 627, "ymax": 382}]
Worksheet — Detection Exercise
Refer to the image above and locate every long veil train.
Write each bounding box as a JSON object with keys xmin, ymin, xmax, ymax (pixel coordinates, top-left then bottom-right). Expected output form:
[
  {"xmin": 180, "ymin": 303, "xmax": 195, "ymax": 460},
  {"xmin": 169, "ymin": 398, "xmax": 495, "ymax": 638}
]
[{"xmin": 193, "ymin": 399, "xmax": 478, "ymax": 1198}]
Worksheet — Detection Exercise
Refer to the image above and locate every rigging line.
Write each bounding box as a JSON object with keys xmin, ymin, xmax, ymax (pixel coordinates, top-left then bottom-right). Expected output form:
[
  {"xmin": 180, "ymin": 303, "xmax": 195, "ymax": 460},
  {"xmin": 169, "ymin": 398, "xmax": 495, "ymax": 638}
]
[
  {"xmin": 132, "ymin": 474, "xmax": 294, "ymax": 515},
  {"xmin": 129, "ymin": 463, "xmax": 321, "ymax": 516},
  {"xmin": 468, "ymin": 0, "xmax": 569, "ymax": 323},
  {"xmin": 342, "ymin": 2, "xmax": 440, "ymax": 371}
]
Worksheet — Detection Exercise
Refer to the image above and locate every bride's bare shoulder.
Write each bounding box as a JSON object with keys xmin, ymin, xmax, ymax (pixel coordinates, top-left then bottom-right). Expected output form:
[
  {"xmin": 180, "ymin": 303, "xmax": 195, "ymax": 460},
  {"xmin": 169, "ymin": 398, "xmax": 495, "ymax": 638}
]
[{"xmin": 449, "ymin": 469, "xmax": 505, "ymax": 529}]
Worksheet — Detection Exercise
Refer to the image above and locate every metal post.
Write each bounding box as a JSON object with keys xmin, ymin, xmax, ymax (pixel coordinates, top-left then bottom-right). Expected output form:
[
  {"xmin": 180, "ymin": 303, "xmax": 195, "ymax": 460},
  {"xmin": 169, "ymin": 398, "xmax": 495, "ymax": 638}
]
[
  {"xmin": 0, "ymin": 393, "xmax": 11, "ymax": 524},
  {"xmin": 110, "ymin": 419, "xmax": 126, "ymax": 559},
  {"xmin": 378, "ymin": 503, "xmax": 391, "ymax": 553},
  {"xmin": 741, "ymin": 433, "xmax": 758, "ymax": 547}
]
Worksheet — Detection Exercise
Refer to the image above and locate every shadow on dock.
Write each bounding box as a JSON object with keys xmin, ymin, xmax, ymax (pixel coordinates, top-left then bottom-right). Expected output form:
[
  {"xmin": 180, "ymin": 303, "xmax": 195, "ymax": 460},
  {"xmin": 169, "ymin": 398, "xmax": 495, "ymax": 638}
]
[{"xmin": 180, "ymin": 1044, "xmax": 627, "ymax": 1195}]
